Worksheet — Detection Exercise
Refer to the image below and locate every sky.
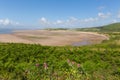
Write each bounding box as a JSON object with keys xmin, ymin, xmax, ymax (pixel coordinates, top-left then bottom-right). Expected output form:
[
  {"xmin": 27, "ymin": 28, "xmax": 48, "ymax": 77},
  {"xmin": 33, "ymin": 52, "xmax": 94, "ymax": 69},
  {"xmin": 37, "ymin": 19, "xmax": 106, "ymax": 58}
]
[{"xmin": 0, "ymin": 0, "xmax": 120, "ymax": 29}]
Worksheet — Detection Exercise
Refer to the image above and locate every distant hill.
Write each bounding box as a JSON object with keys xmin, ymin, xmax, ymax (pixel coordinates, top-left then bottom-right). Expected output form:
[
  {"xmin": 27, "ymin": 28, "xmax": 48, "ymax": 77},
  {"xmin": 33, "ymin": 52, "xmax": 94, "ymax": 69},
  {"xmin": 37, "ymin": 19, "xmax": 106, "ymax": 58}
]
[
  {"xmin": 75, "ymin": 23, "xmax": 120, "ymax": 32},
  {"xmin": 98, "ymin": 23, "xmax": 120, "ymax": 32}
]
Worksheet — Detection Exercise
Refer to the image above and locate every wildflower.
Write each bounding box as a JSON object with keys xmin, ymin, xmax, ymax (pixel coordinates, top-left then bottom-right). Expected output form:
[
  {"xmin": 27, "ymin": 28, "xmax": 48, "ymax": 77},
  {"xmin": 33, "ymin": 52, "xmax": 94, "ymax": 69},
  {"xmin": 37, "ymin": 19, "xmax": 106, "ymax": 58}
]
[
  {"xmin": 67, "ymin": 59, "xmax": 72, "ymax": 66},
  {"xmin": 43, "ymin": 62, "xmax": 48, "ymax": 70},
  {"xmin": 35, "ymin": 63, "xmax": 40, "ymax": 67},
  {"xmin": 67, "ymin": 59, "xmax": 70, "ymax": 63},
  {"xmin": 77, "ymin": 64, "xmax": 80, "ymax": 68},
  {"xmin": 72, "ymin": 61, "xmax": 75, "ymax": 65}
]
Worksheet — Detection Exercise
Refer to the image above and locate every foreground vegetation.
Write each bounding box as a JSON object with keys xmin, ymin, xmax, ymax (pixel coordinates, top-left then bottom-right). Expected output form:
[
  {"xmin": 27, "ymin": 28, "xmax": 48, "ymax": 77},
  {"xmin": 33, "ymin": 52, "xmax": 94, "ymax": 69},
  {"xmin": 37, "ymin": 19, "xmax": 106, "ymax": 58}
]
[
  {"xmin": 0, "ymin": 23, "xmax": 120, "ymax": 80},
  {"xmin": 0, "ymin": 32, "xmax": 120, "ymax": 80}
]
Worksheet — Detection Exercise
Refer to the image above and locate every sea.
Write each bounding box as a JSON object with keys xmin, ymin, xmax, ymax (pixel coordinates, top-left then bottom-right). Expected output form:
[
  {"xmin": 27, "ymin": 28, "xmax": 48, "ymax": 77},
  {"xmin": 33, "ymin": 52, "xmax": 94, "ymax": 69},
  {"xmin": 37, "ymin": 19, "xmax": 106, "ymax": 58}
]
[
  {"xmin": 0, "ymin": 28, "xmax": 41, "ymax": 34},
  {"xmin": 0, "ymin": 28, "xmax": 14, "ymax": 34}
]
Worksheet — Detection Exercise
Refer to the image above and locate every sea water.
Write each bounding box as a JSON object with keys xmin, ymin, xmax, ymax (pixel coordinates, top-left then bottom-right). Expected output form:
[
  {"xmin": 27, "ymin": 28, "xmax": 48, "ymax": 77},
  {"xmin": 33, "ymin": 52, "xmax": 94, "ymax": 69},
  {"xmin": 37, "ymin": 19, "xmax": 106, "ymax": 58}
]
[{"xmin": 0, "ymin": 28, "xmax": 13, "ymax": 34}]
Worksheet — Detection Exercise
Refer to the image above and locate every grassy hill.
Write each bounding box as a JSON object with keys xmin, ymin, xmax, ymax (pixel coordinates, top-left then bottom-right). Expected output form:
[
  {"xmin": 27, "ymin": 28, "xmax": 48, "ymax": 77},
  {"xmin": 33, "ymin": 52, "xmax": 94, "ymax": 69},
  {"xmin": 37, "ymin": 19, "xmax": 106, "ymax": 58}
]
[
  {"xmin": 75, "ymin": 23, "xmax": 120, "ymax": 32},
  {"xmin": 98, "ymin": 23, "xmax": 120, "ymax": 32}
]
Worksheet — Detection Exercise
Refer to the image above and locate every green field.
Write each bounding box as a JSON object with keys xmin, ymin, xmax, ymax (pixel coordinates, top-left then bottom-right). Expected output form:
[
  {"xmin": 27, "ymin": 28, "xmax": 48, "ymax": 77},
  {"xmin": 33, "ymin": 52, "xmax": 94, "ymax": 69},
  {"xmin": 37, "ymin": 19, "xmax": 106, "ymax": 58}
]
[
  {"xmin": 0, "ymin": 23, "xmax": 120, "ymax": 80},
  {"xmin": 75, "ymin": 23, "xmax": 120, "ymax": 32}
]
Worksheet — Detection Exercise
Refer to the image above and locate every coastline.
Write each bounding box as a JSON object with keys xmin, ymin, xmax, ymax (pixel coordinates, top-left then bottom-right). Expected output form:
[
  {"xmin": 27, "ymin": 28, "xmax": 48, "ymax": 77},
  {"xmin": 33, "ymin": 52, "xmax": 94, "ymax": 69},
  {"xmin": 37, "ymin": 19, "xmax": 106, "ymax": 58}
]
[{"xmin": 0, "ymin": 30, "xmax": 109, "ymax": 46}]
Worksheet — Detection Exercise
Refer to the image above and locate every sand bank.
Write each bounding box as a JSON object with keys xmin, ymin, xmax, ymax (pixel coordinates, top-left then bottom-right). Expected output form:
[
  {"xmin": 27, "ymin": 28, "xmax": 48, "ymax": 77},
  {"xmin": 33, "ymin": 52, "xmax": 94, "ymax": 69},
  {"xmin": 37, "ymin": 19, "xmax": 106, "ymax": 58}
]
[{"xmin": 0, "ymin": 30, "xmax": 109, "ymax": 46}]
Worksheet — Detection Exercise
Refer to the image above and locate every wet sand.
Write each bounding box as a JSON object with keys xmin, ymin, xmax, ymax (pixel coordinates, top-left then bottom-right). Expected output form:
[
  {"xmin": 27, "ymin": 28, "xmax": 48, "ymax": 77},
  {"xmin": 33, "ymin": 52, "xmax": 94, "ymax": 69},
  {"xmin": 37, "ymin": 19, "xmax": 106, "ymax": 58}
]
[{"xmin": 0, "ymin": 30, "xmax": 109, "ymax": 46}]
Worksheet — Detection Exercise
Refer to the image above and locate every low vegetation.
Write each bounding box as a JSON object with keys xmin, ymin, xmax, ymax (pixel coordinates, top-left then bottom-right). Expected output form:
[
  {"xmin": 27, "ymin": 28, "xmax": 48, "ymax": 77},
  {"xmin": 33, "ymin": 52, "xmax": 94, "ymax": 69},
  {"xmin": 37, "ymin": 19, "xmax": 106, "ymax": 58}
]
[
  {"xmin": 75, "ymin": 23, "xmax": 120, "ymax": 32},
  {"xmin": 0, "ymin": 23, "xmax": 120, "ymax": 80}
]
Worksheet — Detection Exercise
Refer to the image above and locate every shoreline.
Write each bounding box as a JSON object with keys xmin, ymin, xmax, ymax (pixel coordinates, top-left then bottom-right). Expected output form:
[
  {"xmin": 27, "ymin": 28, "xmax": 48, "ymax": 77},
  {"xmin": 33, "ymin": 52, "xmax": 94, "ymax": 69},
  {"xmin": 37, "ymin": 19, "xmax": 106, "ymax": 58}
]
[{"xmin": 0, "ymin": 30, "xmax": 109, "ymax": 46}]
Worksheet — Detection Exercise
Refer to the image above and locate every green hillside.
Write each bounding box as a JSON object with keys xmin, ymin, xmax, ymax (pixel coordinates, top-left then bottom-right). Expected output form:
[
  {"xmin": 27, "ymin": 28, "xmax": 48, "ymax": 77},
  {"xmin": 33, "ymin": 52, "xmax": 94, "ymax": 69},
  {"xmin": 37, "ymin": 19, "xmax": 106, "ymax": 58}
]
[
  {"xmin": 75, "ymin": 23, "xmax": 120, "ymax": 32},
  {"xmin": 99, "ymin": 23, "xmax": 120, "ymax": 32}
]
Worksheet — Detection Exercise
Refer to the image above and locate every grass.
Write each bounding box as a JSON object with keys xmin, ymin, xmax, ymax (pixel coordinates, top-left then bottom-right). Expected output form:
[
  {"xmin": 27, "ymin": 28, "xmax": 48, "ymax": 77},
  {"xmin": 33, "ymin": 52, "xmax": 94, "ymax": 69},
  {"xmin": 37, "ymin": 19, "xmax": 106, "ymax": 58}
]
[
  {"xmin": 74, "ymin": 22, "xmax": 120, "ymax": 32},
  {"xmin": 0, "ymin": 31, "xmax": 120, "ymax": 80},
  {"xmin": 1, "ymin": 23, "xmax": 120, "ymax": 79}
]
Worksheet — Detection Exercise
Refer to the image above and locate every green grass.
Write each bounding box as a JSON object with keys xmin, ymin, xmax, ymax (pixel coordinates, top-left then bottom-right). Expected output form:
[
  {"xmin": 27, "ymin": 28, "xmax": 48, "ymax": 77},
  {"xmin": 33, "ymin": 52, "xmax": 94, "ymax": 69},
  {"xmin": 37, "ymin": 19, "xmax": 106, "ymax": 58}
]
[
  {"xmin": 99, "ymin": 23, "xmax": 120, "ymax": 32},
  {"xmin": 1, "ymin": 23, "xmax": 120, "ymax": 79},
  {"xmin": 0, "ymin": 32, "xmax": 120, "ymax": 80},
  {"xmin": 75, "ymin": 23, "xmax": 120, "ymax": 32}
]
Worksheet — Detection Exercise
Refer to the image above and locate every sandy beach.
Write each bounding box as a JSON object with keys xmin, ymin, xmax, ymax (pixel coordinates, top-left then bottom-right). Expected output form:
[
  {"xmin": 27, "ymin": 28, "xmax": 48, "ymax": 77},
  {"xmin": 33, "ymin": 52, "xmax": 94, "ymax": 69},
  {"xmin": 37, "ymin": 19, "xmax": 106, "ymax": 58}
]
[{"xmin": 0, "ymin": 30, "xmax": 109, "ymax": 46}]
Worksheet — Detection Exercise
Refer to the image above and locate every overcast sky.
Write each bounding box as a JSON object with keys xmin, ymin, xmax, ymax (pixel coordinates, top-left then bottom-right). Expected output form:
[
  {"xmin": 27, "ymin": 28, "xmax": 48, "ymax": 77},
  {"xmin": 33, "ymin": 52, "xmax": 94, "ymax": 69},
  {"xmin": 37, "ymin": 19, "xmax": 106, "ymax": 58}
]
[{"xmin": 0, "ymin": 0, "xmax": 120, "ymax": 29}]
